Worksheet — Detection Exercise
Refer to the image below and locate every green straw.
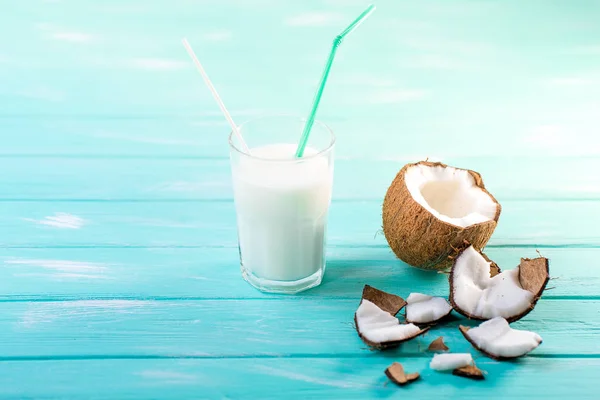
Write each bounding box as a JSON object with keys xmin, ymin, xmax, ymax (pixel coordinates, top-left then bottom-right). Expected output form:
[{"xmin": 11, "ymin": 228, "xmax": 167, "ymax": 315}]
[{"xmin": 295, "ymin": 4, "xmax": 376, "ymax": 158}]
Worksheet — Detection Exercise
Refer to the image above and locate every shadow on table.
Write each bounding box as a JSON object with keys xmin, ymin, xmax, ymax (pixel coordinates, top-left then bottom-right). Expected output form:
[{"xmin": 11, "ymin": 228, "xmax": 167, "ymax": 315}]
[{"xmin": 304, "ymin": 255, "xmax": 447, "ymax": 297}]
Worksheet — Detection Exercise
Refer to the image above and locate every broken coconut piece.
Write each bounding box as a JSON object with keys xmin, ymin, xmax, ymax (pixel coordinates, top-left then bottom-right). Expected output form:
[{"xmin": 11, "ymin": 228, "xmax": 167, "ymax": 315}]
[
  {"xmin": 385, "ymin": 362, "xmax": 420, "ymax": 386},
  {"xmin": 428, "ymin": 337, "xmax": 449, "ymax": 352},
  {"xmin": 430, "ymin": 353, "xmax": 473, "ymax": 371},
  {"xmin": 406, "ymin": 293, "xmax": 452, "ymax": 324},
  {"xmin": 453, "ymin": 365, "xmax": 485, "ymax": 380},
  {"xmin": 382, "ymin": 161, "xmax": 501, "ymax": 271},
  {"xmin": 459, "ymin": 317, "xmax": 543, "ymax": 359},
  {"xmin": 450, "ymin": 245, "xmax": 549, "ymax": 322},
  {"xmin": 355, "ymin": 300, "xmax": 428, "ymax": 349},
  {"xmin": 361, "ymin": 284, "xmax": 406, "ymax": 316}
]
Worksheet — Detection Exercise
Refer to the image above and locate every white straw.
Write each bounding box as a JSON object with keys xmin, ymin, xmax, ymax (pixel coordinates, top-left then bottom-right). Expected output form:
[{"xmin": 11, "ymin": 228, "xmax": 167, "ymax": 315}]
[{"xmin": 182, "ymin": 38, "xmax": 251, "ymax": 153}]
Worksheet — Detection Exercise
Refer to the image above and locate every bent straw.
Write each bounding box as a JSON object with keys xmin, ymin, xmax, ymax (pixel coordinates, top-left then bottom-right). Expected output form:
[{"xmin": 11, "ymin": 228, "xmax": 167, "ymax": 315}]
[
  {"xmin": 182, "ymin": 38, "xmax": 251, "ymax": 154},
  {"xmin": 295, "ymin": 4, "xmax": 376, "ymax": 158}
]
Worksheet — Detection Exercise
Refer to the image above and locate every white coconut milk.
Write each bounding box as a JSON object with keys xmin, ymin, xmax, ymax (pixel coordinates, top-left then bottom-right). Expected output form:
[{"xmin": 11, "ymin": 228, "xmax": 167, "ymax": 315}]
[{"xmin": 231, "ymin": 143, "xmax": 333, "ymax": 282}]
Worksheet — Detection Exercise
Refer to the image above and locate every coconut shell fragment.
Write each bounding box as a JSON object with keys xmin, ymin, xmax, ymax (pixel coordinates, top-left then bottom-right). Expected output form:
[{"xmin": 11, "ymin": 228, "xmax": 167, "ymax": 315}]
[
  {"xmin": 355, "ymin": 286, "xmax": 428, "ymax": 350},
  {"xmin": 428, "ymin": 336, "xmax": 449, "ymax": 352},
  {"xmin": 453, "ymin": 365, "xmax": 485, "ymax": 380},
  {"xmin": 385, "ymin": 362, "xmax": 420, "ymax": 386},
  {"xmin": 382, "ymin": 161, "xmax": 501, "ymax": 271},
  {"xmin": 361, "ymin": 285, "xmax": 406, "ymax": 315},
  {"xmin": 459, "ymin": 318, "xmax": 542, "ymax": 360},
  {"xmin": 519, "ymin": 257, "xmax": 550, "ymax": 297},
  {"xmin": 450, "ymin": 245, "xmax": 550, "ymax": 322},
  {"xmin": 354, "ymin": 300, "xmax": 430, "ymax": 350}
]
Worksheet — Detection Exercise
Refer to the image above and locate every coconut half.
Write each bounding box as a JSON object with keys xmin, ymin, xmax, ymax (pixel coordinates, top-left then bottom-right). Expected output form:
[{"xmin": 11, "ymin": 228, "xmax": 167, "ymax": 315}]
[
  {"xmin": 430, "ymin": 353, "xmax": 473, "ymax": 371},
  {"xmin": 450, "ymin": 245, "xmax": 550, "ymax": 322},
  {"xmin": 406, "ymin": 293, "xmax": 453, "ymax": 324},
  {"xmin": 459, "ymin": 317, "xmax": 543, "ymax": 359},
  {"xmin": 382, "ymin": 161, "xmax": 501, "ymax": 271}
]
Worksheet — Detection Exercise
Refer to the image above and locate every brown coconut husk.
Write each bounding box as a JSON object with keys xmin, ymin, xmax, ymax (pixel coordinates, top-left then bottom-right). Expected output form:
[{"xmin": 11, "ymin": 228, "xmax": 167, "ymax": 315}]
[
  {"xmin": 453, "ymin": 364, "xmax": 485, "ymax": 380},
  {"xmin": 361, "ymin": 285, "xmax": 406, "ymax": 316},
  {"xmin": 382, "ymin": 161, "xmax": 501, "ymax": 271},
  {"xmin": 449, "ymin": 247, "xmax": 550, "ymax": 323},
  {"xmin": 519, "ymin": 257, "xmax": 550, "ymax": 296},
  {"xmin": 427, "ymin": 336, "xmax": 449, "ymax": 352},
  {"xmin": 385, "ymin": 362, "xmax": 420, "ymax": 386}
]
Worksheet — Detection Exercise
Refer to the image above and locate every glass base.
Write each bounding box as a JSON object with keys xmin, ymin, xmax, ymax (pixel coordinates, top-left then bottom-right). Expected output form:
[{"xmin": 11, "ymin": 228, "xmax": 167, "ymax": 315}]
[{"xmin": 241, "ymin": 264, "xmax": 324, "ymax": 294}]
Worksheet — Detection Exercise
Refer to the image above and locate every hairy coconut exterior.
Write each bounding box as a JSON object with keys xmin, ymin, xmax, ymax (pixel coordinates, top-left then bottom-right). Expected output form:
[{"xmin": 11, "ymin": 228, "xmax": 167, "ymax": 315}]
[
  {"xmin": 449, "ymin": 248, "xmax": 550, "ymax": 323},
  {"xmin": 382, "ymin": 161, "xmax": 501, "ymax": 271}
]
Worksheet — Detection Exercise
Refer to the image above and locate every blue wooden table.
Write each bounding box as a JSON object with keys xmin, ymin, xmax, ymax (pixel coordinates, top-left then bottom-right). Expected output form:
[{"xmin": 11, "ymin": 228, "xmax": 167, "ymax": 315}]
[{"xmin": 2, "ymin": 0, "xmax": 599, "ymax": 398}]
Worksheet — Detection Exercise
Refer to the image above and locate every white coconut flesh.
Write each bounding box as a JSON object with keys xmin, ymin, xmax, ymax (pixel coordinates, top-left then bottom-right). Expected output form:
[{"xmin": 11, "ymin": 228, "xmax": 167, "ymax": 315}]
[
  {"xmin": 406, "ymin": 293, "xmax": 453, "ymax": 323},
  {"xmin": 405, "ymin": 164, "xmax": 498, "ymax": 228},
  {"xmin": 452, "ymin": 246, "xmax": 535, "ymax": 320},
  {"xmin": 463, "ymin": 317, "xmax": 542, "ymax": 358},
  {"xmin": 430, "ymin": 353, "xmax": 473, "ymax": 371},
  {"xmin": 355, "ymin": 300, "xmax": 421, "ymax": 344}
]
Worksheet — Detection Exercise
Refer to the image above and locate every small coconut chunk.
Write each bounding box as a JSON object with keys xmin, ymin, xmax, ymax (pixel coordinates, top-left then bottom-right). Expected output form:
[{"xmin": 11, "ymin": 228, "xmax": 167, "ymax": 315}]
[
  {"xmin": 355, "ymin": 300, "xmax": 422, "ymax": 346},
  {"xmin": 453, "ymin": 365, "xmax": 485, "ymax": 380},
  {"xmin": 428, "ymin": 336, "xmax": 449, "ymax": 352},
  {"xmin": 450, "ymin": 245, "xmax": 549, "ymax": 322},
  {"xmin": 385, "ymin": 362, "xmax": 420, "ymax": 386},
  {"xmin": 430, "ymin": 353, "xmax": 473, "ymax": 371},
  {"xmin": 404, "ymin": 163, "xmax": 499, "ymax": 228},
  {"xmin": 361, "ymin": 285, "xmax": 406, "ymax": 316},
  {"xmin": 460, "ymin": 317, "xmax": 542, "ymax": 359},
  {"xmin": 406, "ymin": 293, "xmax": 452, "ymax": 324}
]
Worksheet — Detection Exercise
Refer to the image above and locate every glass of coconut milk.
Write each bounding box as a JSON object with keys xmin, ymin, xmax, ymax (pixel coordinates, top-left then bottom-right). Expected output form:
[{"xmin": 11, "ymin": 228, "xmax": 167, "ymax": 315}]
[{"xmin": 229, "ymin": 115, "xmax": 335, "ymax": 294}]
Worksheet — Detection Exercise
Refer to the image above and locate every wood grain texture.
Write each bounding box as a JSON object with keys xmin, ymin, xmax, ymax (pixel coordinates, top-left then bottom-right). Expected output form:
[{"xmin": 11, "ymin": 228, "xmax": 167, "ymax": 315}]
[
  {"xmin": 0, "ymin": 200, "xmax": 597, "ymax": 247},
  {"xmin": 1, "ymin": 247, "xmax": 596, "ymax": 300},
  {"xmin": 1, "ymin": 357, "xmax": 598, "ymax": 399},
  {"xmin": 0, "ymin": 299, "xmax": 597, "ymax": 358},
  {"xmin": 2, "ymin": 156, "xmax": 599, "ymax": 200}
]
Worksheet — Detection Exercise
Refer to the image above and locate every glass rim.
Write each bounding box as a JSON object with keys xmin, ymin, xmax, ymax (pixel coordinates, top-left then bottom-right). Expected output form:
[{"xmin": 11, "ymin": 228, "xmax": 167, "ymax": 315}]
[{"xmin": 228, "ymin": 114, "xmax": 336, "ymax": 163}]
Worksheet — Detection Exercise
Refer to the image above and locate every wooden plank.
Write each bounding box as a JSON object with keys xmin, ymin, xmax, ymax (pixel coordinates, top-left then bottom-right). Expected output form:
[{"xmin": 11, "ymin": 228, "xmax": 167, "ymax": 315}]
[
  {"xmin": 0, "ymin": 357, "xmax": 596, "ymax": 399},
  {"xmin": 0, "ymin": 299, "xmax": 596, "ymax": 358},
  {"xmin": 0, "ymin": 357, "xmax": 597, "ymax": 399},
  {"xmin": 2, "ymin": 117, "xmax": 599, "ymax": 159},
  {"xmin": 0, "ymin": 247, "xmax": 594, "ymax": 300},
  {"xmin": 2, "ymin": 156, "xmax": 600, "ymax": 200},
  {"xmin": 0, "ymin": 200, "xmax": 598, "ymax": 247}
]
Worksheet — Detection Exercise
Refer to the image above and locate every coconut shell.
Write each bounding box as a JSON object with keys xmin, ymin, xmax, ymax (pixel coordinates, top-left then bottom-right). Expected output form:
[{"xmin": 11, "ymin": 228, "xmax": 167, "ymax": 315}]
[
  {"xmin": 459, "ymin": 325, "xmax": 529, "ymax": 361},
  {"xmin": 354, "ymin": 313, "xmax": 430, "ymax": 350},
  {"xmin": 382, "ymin": 161, "xmax": 501, "ymax": 271},
  {"xmin": 453, "ymin": 364, "xmax": 485, "ymax": 380},
  {"xmin": 449, "ymin": 248, "xmax": 550, "ymax": 323},
  {"xmin": 519, "ymin": 257, "xmax": 550, "ymax": 296},
  {"xmin": 428, "ymin": 336, "xmax": 449, "ymax": 352},
  {"xmin": 385, "ymin": 362, "xmax": 420, "ymax": 386},
  {"xmin": 483, "ymin": 253, "xmax": 501, "ymax": 277},
  {"xmin": 361, "ymin": 285, "xmax": 406, "ymax": 316}
]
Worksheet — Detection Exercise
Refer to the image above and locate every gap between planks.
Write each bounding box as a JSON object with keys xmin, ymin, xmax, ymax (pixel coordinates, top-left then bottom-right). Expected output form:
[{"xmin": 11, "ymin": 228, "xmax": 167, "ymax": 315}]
[
  {"xmin": 0, "ymin": 353, "xmax": 598, "ymax": 362},
  {"xmin": 0, "ymin": 296, "xmax": 596, "ymax": 303}
]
